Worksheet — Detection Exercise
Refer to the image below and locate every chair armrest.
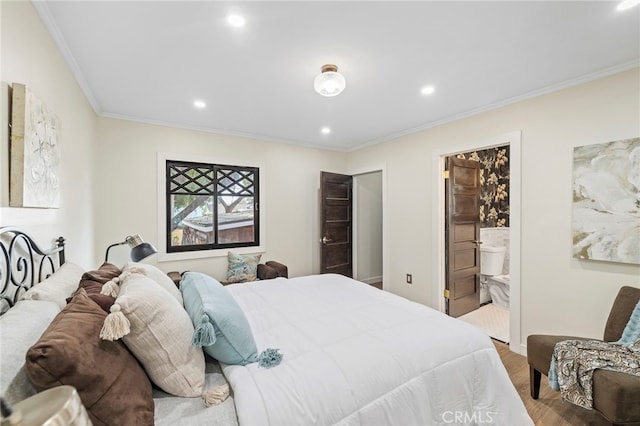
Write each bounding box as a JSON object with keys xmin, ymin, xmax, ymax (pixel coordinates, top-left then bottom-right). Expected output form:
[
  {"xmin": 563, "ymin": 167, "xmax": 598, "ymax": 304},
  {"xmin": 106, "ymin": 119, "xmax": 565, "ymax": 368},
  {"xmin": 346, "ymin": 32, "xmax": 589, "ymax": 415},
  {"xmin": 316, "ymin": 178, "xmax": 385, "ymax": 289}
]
[
  {"xmin": 265, "ymin": 261, "xmax": 288, "ymax": 278},
  {"xmin": 257, "ymin": 264, "xmax": 279, "ymax": 280},
  {"xmin": 257, "ymin": 261, "xmax": 288, "ymax": 280}
]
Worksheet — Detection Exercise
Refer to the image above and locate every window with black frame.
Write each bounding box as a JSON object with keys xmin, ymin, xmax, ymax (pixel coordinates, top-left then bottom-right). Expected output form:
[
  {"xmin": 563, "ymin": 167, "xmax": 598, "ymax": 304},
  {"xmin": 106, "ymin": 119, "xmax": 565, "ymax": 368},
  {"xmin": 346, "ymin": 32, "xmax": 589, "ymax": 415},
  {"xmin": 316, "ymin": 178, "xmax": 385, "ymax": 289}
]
[{"xmin": 166, "ymin": 160, "xmax": 259, "ymax": 253}]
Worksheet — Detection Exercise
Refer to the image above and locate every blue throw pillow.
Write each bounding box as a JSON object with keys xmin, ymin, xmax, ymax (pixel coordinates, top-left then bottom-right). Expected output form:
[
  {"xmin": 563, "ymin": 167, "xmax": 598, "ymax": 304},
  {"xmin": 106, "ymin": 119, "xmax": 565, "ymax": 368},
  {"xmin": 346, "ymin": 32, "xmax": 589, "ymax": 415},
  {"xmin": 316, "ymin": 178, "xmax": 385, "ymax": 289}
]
[
  {"xmin": 616, "ymin": 301, "xmax": 640, "ymax": 346},
  {"xmin": 180, "ymin": 272, "xmax": 258, "ymax": 365}
]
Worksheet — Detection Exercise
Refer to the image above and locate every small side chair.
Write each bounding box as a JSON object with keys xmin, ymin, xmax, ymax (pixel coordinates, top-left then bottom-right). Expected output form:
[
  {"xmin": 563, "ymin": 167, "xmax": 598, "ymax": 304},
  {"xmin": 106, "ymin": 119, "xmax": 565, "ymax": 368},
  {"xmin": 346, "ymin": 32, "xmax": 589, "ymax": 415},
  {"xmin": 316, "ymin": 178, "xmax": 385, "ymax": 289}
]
[{"xmin": 527, "ymin": 286, "xmax": 640, "ymax": 426}]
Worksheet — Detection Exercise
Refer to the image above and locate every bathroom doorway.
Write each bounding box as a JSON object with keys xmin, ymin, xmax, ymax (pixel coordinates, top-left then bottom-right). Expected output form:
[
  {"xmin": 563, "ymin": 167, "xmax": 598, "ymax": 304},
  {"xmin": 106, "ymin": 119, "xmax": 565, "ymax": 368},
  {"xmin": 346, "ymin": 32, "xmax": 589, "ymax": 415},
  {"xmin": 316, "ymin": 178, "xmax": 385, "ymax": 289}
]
[{"xmin": 432, "ymin": 131, "xmax": 523, "ymax": 354}]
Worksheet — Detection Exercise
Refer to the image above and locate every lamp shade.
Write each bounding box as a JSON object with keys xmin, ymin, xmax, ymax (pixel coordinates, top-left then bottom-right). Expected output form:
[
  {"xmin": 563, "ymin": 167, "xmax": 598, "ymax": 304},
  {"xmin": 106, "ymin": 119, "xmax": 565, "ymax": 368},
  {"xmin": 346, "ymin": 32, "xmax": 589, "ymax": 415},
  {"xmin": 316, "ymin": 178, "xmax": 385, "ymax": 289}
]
[
  {"xmin": 104, "ymin": 234, "xmax": 157, "ymax": 263},
  {"xmin": 314, "ymin": 64, "xmax": 346, "ymax": 97},
  {"xmin": 125, "ymin": 234, "xmax": 157, "ymax": 262},
  {"xmin": 130, "ymin": 242, "xmax": 157, "ymax": 262}
]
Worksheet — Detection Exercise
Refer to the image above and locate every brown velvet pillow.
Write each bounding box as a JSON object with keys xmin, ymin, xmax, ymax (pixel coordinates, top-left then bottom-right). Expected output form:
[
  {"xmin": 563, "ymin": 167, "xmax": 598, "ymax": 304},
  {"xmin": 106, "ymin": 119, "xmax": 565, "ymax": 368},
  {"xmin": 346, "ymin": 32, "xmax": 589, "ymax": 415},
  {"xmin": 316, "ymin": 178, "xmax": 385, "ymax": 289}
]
[
  {"xmin": 67, "ymin": 262, "xmax": 121, "ymax": 312},
  {"xmin": 26, "ymin": 289, "xmax": 154, "ymax": 426}
]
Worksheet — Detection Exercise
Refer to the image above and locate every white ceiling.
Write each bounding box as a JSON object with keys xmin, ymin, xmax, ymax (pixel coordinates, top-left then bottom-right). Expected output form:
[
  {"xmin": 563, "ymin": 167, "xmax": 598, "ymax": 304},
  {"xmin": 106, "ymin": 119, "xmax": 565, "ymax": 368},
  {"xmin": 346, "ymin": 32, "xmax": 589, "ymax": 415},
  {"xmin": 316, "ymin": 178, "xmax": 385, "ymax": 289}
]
[{"xmin": 35, "ymin": 1, "xmax": 639, "ymax": 151}]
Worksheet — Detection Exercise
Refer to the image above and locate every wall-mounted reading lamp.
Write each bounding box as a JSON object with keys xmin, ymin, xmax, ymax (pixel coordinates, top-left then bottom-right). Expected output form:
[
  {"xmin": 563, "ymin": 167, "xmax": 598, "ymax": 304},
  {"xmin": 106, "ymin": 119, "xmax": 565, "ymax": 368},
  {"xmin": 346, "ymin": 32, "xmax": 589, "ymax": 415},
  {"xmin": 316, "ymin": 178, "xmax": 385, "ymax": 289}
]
[{"xmin": 104, "ymin": 234, "xmax": 157, "ymax": 263}]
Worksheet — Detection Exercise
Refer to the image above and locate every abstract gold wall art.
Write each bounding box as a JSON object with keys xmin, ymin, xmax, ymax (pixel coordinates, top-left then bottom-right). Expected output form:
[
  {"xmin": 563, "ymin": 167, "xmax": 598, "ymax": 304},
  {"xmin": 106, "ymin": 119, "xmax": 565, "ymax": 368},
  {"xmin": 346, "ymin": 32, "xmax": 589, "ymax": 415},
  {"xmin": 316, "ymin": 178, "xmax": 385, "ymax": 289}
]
[
  {"xmin": 10, "ymin": 83, "xmax": 61, "ymax": 208},
  {"xmin": 572, "ymin": 138, "xmax": 639, "ymax": 265}
]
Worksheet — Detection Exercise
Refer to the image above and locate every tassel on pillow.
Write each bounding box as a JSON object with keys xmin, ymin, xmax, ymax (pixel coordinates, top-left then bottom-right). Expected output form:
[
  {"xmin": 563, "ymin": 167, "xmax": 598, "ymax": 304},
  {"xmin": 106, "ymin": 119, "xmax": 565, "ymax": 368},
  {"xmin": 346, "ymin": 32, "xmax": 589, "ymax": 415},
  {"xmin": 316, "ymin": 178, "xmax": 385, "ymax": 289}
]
[
  {"xmin": 257, "ymin": 348, "xmax": 283, "ymax": 368},
  {"xmin": 100, "ymin": 304, "xmax": 130, "ymax": 341},
  {"xmin": 192, "ymin": 314, "xmax": 216, "ymax": 347},
  {"xmin": 100, "ymin": 268, "xmax": 145, "ymax": 297},
  {"xmin": 100, "ymin": 276, "xmax": 120, "ymax": 297},
  {"xmin": 202, "ymin": 384, "xmax": 230, "ymax": 407}
]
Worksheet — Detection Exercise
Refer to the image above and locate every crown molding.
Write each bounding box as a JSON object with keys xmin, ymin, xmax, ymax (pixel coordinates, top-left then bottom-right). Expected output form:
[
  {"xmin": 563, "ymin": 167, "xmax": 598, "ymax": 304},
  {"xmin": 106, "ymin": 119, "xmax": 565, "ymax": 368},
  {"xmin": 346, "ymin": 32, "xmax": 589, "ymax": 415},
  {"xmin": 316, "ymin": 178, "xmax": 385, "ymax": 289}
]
[
  {"xmin": 348, "ymin": 60, "xmax": 640, "ymax": 152},
  {"xmin": 32, "ymin": 1, "xmax": 102, "ymax": 114},
  {"xmin": 98, "ymin": 112, "xmax": 348, "ymax": 152}
]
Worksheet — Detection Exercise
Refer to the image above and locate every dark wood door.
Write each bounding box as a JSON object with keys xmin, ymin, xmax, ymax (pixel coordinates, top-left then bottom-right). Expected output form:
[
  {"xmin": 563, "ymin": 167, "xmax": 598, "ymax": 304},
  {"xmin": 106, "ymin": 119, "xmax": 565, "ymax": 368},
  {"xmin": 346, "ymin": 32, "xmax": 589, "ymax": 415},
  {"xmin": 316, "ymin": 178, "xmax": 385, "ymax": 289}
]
[
  {"xmin": 445, "ymin": 157, "xmax": 481, "ymax": 317},
  {"xmin": 320, "ymin": 172, "xmax": 353, "ymax": 277}
]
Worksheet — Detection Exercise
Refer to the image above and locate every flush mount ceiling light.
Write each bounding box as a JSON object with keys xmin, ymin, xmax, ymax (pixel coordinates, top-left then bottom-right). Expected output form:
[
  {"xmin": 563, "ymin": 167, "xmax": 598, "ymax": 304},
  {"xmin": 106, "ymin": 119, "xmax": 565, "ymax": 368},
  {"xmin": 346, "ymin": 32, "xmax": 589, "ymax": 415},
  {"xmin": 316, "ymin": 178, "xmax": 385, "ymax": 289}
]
[{"xmin": 314, "ymin": 64, "xmax": 346, "ymax": 97}]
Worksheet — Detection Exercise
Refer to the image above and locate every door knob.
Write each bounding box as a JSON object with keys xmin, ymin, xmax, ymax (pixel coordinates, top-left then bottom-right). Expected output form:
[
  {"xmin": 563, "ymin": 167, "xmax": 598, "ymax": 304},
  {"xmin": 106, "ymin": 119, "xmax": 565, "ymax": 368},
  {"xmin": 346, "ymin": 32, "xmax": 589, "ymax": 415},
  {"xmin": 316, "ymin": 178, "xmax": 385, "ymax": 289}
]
[
  {"xmin": 321, "ymin": 236, "xmax": 333, "ymax": 244},
  {"xmin": 472, "ymin": 240, "xmax": 483, "ymax": 246}
]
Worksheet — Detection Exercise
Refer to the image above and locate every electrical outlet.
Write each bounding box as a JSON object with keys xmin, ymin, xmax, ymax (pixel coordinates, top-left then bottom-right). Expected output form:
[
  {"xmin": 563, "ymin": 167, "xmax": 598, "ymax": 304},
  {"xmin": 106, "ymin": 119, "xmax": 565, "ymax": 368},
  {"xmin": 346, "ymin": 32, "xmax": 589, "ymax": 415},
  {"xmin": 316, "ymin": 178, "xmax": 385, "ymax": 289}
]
[{"xmin": 406, "ymin": 273, "xmax": 412, "ymax": 284}]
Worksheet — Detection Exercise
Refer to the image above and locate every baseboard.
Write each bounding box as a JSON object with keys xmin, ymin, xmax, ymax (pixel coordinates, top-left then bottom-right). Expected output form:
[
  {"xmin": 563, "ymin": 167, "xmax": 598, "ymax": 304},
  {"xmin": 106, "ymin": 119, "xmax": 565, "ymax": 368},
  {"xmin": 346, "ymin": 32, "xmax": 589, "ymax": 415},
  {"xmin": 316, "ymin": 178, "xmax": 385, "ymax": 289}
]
[
  {"xmin": 512, "ymin": 342, "xmax": 526, "ymax": 356},
  {"xmin": 360, "ymin": 275, "xmax": 382, "ymax": 285}
]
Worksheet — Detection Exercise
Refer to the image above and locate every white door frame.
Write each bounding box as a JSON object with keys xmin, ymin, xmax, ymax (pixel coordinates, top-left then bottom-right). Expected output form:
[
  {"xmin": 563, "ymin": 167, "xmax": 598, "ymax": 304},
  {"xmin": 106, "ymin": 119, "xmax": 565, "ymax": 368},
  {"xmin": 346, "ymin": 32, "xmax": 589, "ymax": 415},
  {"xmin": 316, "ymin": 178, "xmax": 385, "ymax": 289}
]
[
  {"xmin": 431, "ymin": 131, "xmax": 523, "ymax": 354},
  {"xmin": 350, "ymin": 165, "xmax": 388, "ymax": 290}
]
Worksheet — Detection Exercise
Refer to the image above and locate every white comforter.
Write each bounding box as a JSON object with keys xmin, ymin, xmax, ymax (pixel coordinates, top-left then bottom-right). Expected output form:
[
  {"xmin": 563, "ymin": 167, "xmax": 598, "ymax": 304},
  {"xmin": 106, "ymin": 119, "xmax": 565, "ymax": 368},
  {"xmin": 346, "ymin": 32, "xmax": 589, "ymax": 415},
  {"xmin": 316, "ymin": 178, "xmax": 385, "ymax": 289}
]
[{"xmin": 223, "ymin": 274, "xmax": 532, "ymax": 426}]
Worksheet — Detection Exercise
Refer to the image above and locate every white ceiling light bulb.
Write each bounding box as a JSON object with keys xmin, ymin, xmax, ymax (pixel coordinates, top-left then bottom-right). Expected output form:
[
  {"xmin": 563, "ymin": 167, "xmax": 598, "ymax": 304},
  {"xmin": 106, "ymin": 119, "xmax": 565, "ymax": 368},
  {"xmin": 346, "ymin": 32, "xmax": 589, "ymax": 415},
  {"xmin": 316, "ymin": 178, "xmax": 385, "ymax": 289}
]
[
  {"xmin": 227, "ymin": 14, "xmax": 246, "ymax": 27},
  {"xmin": 314, "ymin": 64, "xmax": 346, "ymax": 97},
  {"xmin": 321, "ymin": 127, "xmax": 331, "ymax": 135},
  {"xmin": 193, "ymin": 100, "xmax": 206, "ymax": 109},
  {"xmin": 617, "ymin": 0, "xmax": 640, "ymax": 10}
]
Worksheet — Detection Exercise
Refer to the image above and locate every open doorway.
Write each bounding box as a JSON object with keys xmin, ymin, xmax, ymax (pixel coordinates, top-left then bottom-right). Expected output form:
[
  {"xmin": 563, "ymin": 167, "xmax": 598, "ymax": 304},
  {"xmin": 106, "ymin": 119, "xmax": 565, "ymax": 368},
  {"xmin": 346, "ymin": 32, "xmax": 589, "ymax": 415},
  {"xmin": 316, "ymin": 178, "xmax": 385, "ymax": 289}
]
[
  {"xmin": 354, "ymin": 171, "xmax": 383, "ymax": 289},
  {"xmin": 432, "ymin": 131, "xmax": 523, "ymax": 354},
  {"xmin": 319, "ymin": 168, "xmax": 386, "ymax": 290},
  {"xmin": 446, "ymin": 146, "xmax": 511, "ymax": 343}
]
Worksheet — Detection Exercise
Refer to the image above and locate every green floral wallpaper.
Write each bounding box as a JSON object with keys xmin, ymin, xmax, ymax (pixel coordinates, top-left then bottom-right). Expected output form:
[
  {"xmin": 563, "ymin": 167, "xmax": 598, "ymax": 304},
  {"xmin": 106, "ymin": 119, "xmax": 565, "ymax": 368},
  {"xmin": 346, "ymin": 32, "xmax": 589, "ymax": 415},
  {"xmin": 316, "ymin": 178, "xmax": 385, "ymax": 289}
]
[{"xmin": 456, "ymin": 145, "xmax": 510, "ymax": 228}]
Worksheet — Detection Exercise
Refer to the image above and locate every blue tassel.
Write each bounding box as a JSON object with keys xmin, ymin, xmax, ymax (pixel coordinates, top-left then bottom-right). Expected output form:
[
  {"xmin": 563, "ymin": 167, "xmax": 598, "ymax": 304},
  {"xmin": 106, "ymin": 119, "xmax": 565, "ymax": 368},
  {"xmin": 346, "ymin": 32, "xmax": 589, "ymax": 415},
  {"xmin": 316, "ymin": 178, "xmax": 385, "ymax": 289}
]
[
  {"xmin": 192, "ymin": 314, "xmax": 216, "ymax": 347},
  {"xmin": 548, "ymin": 356, "xmax": 560, "ymax": 392},
  {"xmin": 258, "ymin": 348, "xmax": 283, "ymax": 368}
]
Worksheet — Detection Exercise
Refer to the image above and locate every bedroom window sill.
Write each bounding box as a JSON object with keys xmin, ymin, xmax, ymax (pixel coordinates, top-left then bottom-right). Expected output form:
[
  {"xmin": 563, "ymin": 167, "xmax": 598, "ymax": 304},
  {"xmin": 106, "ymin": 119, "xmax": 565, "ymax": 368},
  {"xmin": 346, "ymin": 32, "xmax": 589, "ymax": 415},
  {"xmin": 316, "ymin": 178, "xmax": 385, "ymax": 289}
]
[{"xmin": 156, "ymin": 244, "xmax": 265, "ymax": 262}]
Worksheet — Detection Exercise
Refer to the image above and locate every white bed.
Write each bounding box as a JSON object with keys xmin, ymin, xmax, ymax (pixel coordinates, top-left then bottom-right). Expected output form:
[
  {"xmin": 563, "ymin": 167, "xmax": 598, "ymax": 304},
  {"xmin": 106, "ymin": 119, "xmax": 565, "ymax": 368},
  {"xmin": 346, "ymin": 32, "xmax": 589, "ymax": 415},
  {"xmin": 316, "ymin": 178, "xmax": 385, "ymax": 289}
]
[
  {"xmin": 0, "ymin": 227, "xmax": 532, "ymax": 425},
  {"xmin": 222, "ymin": 274, "xmax": 533, "ymax": 425}
]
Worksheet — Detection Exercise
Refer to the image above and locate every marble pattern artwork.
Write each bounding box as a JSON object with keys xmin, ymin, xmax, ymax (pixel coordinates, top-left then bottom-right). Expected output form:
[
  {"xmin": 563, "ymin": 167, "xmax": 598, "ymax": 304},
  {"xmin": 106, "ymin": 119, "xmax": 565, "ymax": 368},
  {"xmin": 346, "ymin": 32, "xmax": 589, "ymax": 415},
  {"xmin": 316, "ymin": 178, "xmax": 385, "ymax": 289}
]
[
  {"xmin": 572, "ymin": 138, "xmax": 639, "ymax": 265},
  {"xmin": 10, "ymin": 83, "xmax": 61, "ymax": 208}
]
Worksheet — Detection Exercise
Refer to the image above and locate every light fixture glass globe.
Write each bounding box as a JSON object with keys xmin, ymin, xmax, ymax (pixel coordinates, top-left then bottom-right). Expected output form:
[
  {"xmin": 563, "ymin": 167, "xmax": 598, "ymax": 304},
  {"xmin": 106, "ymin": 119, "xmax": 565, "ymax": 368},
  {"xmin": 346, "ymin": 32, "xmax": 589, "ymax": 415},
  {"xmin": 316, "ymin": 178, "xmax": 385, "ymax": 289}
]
[{"xmin": 314, "ymin": 65, "xmax": 346, "ymax": 97}]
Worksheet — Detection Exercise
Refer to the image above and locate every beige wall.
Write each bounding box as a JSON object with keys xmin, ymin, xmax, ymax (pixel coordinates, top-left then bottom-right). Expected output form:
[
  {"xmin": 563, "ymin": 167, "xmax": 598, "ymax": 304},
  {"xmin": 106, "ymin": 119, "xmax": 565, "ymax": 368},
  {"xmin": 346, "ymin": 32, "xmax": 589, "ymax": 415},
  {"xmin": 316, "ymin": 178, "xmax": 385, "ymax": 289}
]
[
  {"xmin": 347, "ymin": 68, "xmax": 640, "ymax": 349},
  {"xmin": 0, "ymin": 1, "xmax": 96, "ymax": 267},
  {"xmin": 94, "ymin": 117, "xmax": 346, "ymax": 279}
]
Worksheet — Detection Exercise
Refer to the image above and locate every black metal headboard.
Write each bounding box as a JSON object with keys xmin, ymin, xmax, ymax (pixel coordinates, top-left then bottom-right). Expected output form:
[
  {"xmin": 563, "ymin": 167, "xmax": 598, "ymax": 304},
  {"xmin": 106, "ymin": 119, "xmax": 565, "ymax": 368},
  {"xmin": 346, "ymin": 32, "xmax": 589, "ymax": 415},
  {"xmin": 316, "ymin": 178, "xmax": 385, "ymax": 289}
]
[{"xmin": 0, "ymin": 227, "xmax": 66, "ymax": 314}]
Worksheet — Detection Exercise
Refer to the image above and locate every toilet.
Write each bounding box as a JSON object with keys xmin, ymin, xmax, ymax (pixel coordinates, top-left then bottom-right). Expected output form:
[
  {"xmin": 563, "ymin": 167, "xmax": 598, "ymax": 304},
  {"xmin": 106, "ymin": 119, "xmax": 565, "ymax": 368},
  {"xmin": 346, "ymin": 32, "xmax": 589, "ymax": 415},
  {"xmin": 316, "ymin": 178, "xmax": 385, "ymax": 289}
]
[{"xmin": 480, "ymin": 245, "xmax": 510, "ymax": 308}]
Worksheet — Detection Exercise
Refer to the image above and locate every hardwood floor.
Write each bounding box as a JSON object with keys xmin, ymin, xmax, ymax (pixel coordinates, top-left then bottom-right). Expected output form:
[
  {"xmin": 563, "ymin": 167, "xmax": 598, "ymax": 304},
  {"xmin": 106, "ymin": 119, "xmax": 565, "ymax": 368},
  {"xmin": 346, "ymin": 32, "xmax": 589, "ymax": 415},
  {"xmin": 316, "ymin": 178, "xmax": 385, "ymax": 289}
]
[
  {"xmin": 494, "ymin": 341, "xmax": 610, "ymax": 426},
  {"xmin": 370, "ymin": 281, "xmax": 383, "ymax": 290}
]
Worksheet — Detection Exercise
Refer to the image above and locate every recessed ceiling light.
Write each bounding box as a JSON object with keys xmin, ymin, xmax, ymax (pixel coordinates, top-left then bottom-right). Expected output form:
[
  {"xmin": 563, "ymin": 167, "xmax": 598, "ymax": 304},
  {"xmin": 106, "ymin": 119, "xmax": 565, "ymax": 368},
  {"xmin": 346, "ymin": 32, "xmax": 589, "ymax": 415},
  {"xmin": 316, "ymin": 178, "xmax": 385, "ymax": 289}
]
[
  {"xmin": 421, "ymin": 86, "xmax": 435, "ymax": 95},
  {"xmin": 227, "ymin": 14, "xmax": 246, "ymax": 28},
  {"xmin": 321, "ymin": 127, "xmax": 331, "ymax": 135},
  {"xmin": 193, "ymin": 100, "xmax": 206, "ymax": 109},
  {"xmin": 617, "ymin": 0, "xmax": 640, "ymax": 10}
]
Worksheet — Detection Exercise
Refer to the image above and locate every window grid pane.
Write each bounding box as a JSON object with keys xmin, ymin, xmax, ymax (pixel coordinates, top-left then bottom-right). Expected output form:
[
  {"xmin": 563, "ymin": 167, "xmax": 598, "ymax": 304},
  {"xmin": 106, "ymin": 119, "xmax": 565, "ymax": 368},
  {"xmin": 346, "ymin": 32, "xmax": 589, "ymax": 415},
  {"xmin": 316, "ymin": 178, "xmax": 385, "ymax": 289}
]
[{"xmin": 166, "ymin": 161, "xmax": 259, "ymax": 253}]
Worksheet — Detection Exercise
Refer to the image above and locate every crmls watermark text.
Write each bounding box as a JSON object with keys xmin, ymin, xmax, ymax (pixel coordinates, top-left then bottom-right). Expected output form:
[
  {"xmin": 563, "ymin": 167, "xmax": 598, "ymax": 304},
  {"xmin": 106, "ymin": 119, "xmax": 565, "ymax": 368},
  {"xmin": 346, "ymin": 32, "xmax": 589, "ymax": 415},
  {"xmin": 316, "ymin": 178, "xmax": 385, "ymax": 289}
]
[{"xmin": 442, "ymin": 410, "xmax": 496, "ymax": 424}]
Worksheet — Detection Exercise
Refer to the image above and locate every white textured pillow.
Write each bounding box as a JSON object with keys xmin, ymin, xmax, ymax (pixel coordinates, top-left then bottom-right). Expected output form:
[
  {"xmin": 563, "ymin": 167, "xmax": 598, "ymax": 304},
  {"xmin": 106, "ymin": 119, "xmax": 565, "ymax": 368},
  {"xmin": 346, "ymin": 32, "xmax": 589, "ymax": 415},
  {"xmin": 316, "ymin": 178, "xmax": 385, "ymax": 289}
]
[
  {"xmin": 123, "ymin": 262, "xmax": 182, "ymax": 305},
  {"xmin": 20, "ymin": 262, "xmax": 85, "ymax": 308},
  {"xmin": 105, "ymin": 273, "xmax": 204, "ymax": 397}
]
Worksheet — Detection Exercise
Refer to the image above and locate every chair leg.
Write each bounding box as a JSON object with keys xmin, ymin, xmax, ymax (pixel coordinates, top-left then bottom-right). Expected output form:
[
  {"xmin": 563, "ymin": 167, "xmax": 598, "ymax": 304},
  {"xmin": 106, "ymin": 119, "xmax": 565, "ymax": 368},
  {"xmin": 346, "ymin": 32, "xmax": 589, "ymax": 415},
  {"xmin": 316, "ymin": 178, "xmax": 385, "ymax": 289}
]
[{"xmin": 530, "ymin": 366, "xmax": 541, "ymax": 399}]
